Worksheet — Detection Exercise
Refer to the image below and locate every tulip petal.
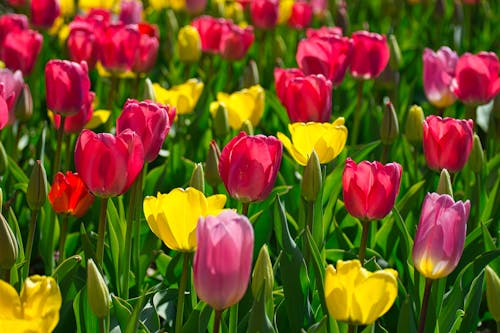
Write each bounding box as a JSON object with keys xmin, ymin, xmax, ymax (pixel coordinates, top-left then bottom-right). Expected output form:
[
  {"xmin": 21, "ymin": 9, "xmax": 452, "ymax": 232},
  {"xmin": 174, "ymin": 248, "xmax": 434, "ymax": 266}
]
[{"xmin": 0, "ymin": 279, "xmax": 22, "ymax": 319}]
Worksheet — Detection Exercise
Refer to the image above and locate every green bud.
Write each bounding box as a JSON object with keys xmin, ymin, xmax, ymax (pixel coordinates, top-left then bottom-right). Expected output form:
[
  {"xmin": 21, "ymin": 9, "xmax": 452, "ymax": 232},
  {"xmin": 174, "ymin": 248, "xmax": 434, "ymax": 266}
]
[
  {"xmin": 87, "ymin": 259, "xmax": 110, "ymax": 318},
  {"xmin": 388, "ymin": 35, "xmax": 402, "ymax": 70},
  {"xmin": 241, "ymin": 60, "xmax": 260, "ymax": 88},
  {"xmin": 380, "ymin": 100, "xmax": 399, "ymax": 145},
  {"xmin": 27, "ymin": 160, "xmax": 48, "ymax": 211},
  {"xmin": 143, "ymin": 78, "xmax": 156, "ymax": 102},
  {"xmin": 14, "ymin": 84, "xmax": 33, "ymax": 122},
  {"xmin": 205, "ymin": 141, "xmax": 221, "ymax": 188},
  {"xmin": 0, "ymin": 213, "xmax": 18, "ymax": 270},
  {"xmin": 251, "ymin": 245, "xmax": 274, "ymax": 317},
  {"xmin": 486, "ymin": 266, "xmax": 500, "ymax": 322},
  {"xmin": 241, "ymin": 119, "xmax": 254, "ymax": 136},
  {"xmin": 405, "ymin": 105, "xmax": 425, "ymax": 145},
  {"xmin": 213, "ymin": 104, "xmax": 229, "ymax": 138},
  {"xmin": 0, "ymin": 141, "xmax": 8, "ymax": 176},
  {"xmin": 301, "ymin": 150, "xmax": 322, "ymax": 202},
  {"xmin": 190, "ymin": 163, "xmax": 205, "ymax": 193},
  {"xmin": 436, "ymin": 168, "xmax": 453, "ymax": 198},
  {"xmin": 468, "ymin": 134, "xmax": 484, "ymax": 173},
  {"xmin": 274, "ymin": 35, "xmax": 286, "ymax": 62}
]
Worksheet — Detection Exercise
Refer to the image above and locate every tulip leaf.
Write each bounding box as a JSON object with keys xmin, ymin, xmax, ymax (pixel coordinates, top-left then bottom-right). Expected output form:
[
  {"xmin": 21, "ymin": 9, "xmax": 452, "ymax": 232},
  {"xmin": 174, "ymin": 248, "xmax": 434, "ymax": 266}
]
[
  {"xmin": 306, "ymin": 315, "xmax": 327, "ymax": 333},
  {"xmin": 106, "ymin": 199, "xmax": 124, "ymax": 290},
  {"xmin": 52, "ymin": 254, "xmax": 82, "ymax": 283},
  {"xmin": 7, "ymin": 156, "xmax": 29, "ymax": 185},
  {"xmin": 181, "ymin": 300, "xmax": 212, "ymax": 333},
  {"xmin": 481, "ymin": 175, "xmax": 500, "ymax": 223},
  {"xmin": 73, "ymin": 288, "xmax": 98, "ymax": 333},
  {"xmin": 396, "ymin": 180, "xmax": 425, "ymax": 218},
  {"xmin": 248, "ymin": 283, "xmax": 276, "ymax": 333},
  {"xmin": 397, "ymin": 295, "xmax": 417, "ymax": 333},
  {"xmin": 112, "ymin": 296, "xmax": 133, "ymax": 331},
  {"xmin": 457, "ymin": 271, "xmax": 484, "ymax": 333}
]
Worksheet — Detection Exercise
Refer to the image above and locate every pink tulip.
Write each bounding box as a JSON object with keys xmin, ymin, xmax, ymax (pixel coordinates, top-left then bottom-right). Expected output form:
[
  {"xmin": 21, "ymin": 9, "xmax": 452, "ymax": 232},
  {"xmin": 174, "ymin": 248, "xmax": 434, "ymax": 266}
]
[
  {"xmin": 132, "ymin": 23, "xmax": 159, "ymax": 73},
  {"xmin": 192, "ymin": 16, "xmax": 228, "ymax": 54},
  {"xmin": 99, "ymin": 23, "xmax": 140, "ymax": 73},
  {"xmin": 342, "ymin": 158, "xmax": 402, "ymax": 221},
  {"xmin": 0, "ymin": 14, "xmax": 28, "ymax": 48},
  {"xmin": 74, "ymin": 129, "xmax": 144, "ymax": 197},
  {"xmin": 193, "ymin": 210, "xmax": 254, "ymax": 311},
  {"xmin": 116, "ymin": 99, "xmax": 172, "ymax": 162},
  {"xmin": 45, "ymin": 60, "xmax": 91, "ymax": 116},
  {"xmin": 250, "ymin": 0, "xmax": 279, "ymax": 29},
  {"xmin": 1, "ymin": 29, "xmax": 43, "ymax": 76},
  {"xmin": 422, "ymin": 47, "xmax": 458, "ymax": 108},
  {"xmin": 67, "ymin": 20, "xmax": 99, "ymax": 69},
  {"xmin": 349, "ymin": 31, "xmax": 389, "ymax": 80},
  {"xmin": 422, "ymin": 116, "xmax": 474, "ymax": 173},
  {"xmin": 6, "ymin": 0, "xmax": 26, "ymax": 7},
  {"xmin": 119, "ymin": 0, "xmax": 143, "ymax": 24},
  {"xmin": 186, "ymin": 0, "xmax": 207, "ymax": 15},
  {"xmin": 30, "ymin": 0, "xmax": 60, "ymax": 28},
  {"xmin": 412, "ymin": 193, "xmax": 470, "ymax": 279},
  {"xmin": 296, "ymin": 34, "xmax": 353, "ymax": 87},
  {"xmin": 219, "ymin": 132, "xmax": 282, "ymax": 203},
  {"xmin": 53, "ymin": 92, "xmax": 95, "ymax": 134},
  {"xmin": 274, "ymin": 68, "xmax": 332, "ymax": 122},
  {"xmin": 219, "ymin": 24, "xmax": 254, "ymax": 61},
  {"xmin": 451, "ymin": 52, "xmax": 500, "ymax": 105},
  {"xmin": 0, "ymin": 95, "xmax": 7, "ymax": 129},
  {"xmin": 0, "ymin": 68, "xmax": 25, "ymax": 123},
  {"xmin": 288, "ymin": 2, "xmax": 313, "ymax": 29},
  {"xmin": 305, "ymin": 26, "xmax": 342, "ymax": 39}
]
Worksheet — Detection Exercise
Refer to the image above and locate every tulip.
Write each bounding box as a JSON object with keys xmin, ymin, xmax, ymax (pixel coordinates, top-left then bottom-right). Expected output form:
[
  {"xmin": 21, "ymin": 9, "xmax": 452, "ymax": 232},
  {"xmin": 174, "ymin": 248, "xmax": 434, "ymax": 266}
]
[
  {"xmin": 178, "ymin": 25, "xmax": 202, "ymax": 63},
  {"xmin": 349, "ymin": 31, "xmax": 390, "ymax": 80},
  {"xmin": 186, "ymin": 0, "xmax": 207, "ymax": 14},
  {"xmin": 277, "ymin": 119, "xmax": 347, "ymax": 166},
  {"xmin": 116, "ymin": 99, "xmax": 172, "ymax": 162},
  {"xmin": 52, "ymin": 91, "xmax": 95, "ymax": 134},
  {"xmin": 6, "ymin": 0, "xmax": 26, "ymax": 6},
  {"xmin": 451, "ymin": 52, "xmax": 500, "ymax": 105},
  {"xmin": 67, "ymin": 20, "xmax": 98, "ymax": 69},
  {"xmin": 288, "ymin": 2, "xmax": 313, "ymax": 29},
  {"xmin": 1, "ymin": 29, "xmax": 43, "ymax": 76},
  {"xmin": 99, "ymin": 23, "xmax": 140, "ymax": 73},
  {"xmin": 87, "ymin": 259, "xmax": 110, "ymax": 318},
  {"xmin": 0, "ymin": 275, "xmax": 62, "ymax": 332},
  {"xmin": 277, "ymin": 0, "xmax": 293, "ymax": 24},
  {"xmin": 0, "ymin": 212, "xmax": 18, "ymax": 270},
  {"xmin": 0, "ymin": 14, "xmax": 28, "ymax": 48},
  {"xmin": 0, "ymin": 68, "xmax": 25, "ymax": 124},
  {"xmin": 422, "ymin": 116, "xmax": 474, "ymax": 173},
  {"xmin": 153, "ymin": 79, "xmax": 203, "ymax": 115},
  {"xmin": 219, "ymin": 132, "xmax": 282, "ymax": 203},
  {"xmin": 0, "ymin": 97, "xmax": 7, "ymax": 130},
  {"xmin": 119, "ymin": 0, "xmax": 143, "ymax": 24},
  {"xmin": 422, "ymin": 47, "xmax": 458, "ymax": 108},
  {"xmin": 405, "ymin": 105, "xmax": 424, "ymax": 145},
  {"xmin": 219, "ymin": 24, "xmax": 254, "ymax": 61},
  {"xmin": 412, "ymin": 193, "xmax": 470, "ymax": 279},
  {"xmin": 48, "ymin": 171, "xmax": 95, "ymax": 217},
  {"xmin": 193, "ymin": 210, "xmax": 254, "ymax": 311},
  {"xmin": 296, "ymin": 34, "xmax": 353, "ymax": 87},
  {"xmin": 74, "ymin": 129, "xmax": 144, "ymax": 197},
  {"xmin": 274, "ymin": 68, "xmax": 332, "ymax": 122},
  {"xmin": 305, "ymin": 26, "xmax": 342, "ymax": 39},
  {"xmin": 209, "ymin": 85, "xmax": 264, "ymax": 130},
  {"xmin": 143, "ymin": 187, "xmax": 226, "ymax": 251},
  {"xmin": 30, "ymin": 0, "xmax": 60, "ymax": 29},
  {"xmin": 79, "ymin": 0, "xmax": 114, "ymax": 11},
  {"xmin": 191, "ymin": 16, "xmax": 228, "ymax": 54},
  {"xmin": 324, "ymin": 260, "xmax": 398, "ymax": 325},
  {"xmin": 132, "ymin": 23, "xmax": 159, "ymax": 74},
  {"xmin": 250, "ymin": 0, "xmax": 279, "ymax": 29},
  {"xmin": 45, "ymin": 60, "xmax": 91, "ymax": 117},
  {"xmin": 342, "ymin": 158, "xmax": 402, "ymax": 221},
  {"xmin": 485, "ymin": 266, "xmax": 500, "ymax": 322}
]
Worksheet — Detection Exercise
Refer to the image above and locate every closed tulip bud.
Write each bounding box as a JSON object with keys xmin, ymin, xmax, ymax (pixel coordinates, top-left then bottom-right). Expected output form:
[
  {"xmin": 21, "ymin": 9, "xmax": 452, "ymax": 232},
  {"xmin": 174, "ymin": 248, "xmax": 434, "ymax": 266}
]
[
  {"xmin": 251, "ymin": 244, "xmax": 274, "ymax": 317},
  {"xmin": 0, "ymin": 14, "xmax": 28, "ymax": 47},
  {"xmin": 350, "ymin": 31, "xmax": 390, "ymax": 80},
  {"xmin": 0, "ymin": 141, "xmax": 8, "ymax": 175},
  {"xmin": 205, "ymin": 141, "xmax": 222, "ymax": 188},
  {"xmin": 87, "ymin": 259, "xmax": 110, "ymax": 318},
  {"xmin": 380, "ymin": 100, "xmax": 399, "ymax": 145},
  {"xmin": 485, "ymin": 266, "xmax": 500, "ymax": 322},
  {"xmin": 468, "ymin": 134, "xmax": 484, "ymax": 173},
  {"xmin": 241, "ymin": 60, "xmax": 260, "ymax": 88},
  {"xmin": 412, "ymin": 193, "xmax": 470, "ymax": 279},
  {"xmin": 301, "ymin": 150, "xmax": 322, "ymax": 202},
  {"xmin": 405, "ymin": 105, "xmax": 424, "ymax": 144},
  {"xmin": 178, "ymin": 26, "xmax": 201, "ymax": 63},
  {"xmin": 190, "ymin": 163, "xmax": 205, "ymax": 193},
  {"xmin": 436, "ymin": 169, "xmax": 453, "ymax": 197},
  {"xmin": 324, "ymin": 260, "xmax": 398, "ymax": 325},
  {"xmin": 27, "ymin": 160, "xmax": 48, "ymax": 211},
  {"xmin": 0, "ymin": 213, "xmax": 18, "ymax": 270},
  {"xmin": 388, "ymin": 34, "xmax": 402, "ymax": 70},
  {"xmin": 213, "ymin": 103, "xmax": 230, "ymax": 138},
  {"xmin": 143, "ymin": 78, "xmax": 156, "ymax": 102},
  {"xmin": 14, "ymin": 84, "xmax": 32, "ymax": 122},
  {"xmin": 288, "ymin": 1, "xmax": 313, "ymax": 29}
]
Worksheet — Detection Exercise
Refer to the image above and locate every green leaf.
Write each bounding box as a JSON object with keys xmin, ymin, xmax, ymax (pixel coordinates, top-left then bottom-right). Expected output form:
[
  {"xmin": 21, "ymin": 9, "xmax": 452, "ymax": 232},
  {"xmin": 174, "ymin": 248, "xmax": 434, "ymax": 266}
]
[
  {"xmin": 73, "ymin": 288, "xmax": 98, "ymax": 333},
  {"xmin": 7, "ymin": 156, "xmax": 29, "ymax": 185},
  {"xmin": 53, "ymin": 255, "xmax": 82, "ymax": 283},
  {"xmin": 248, "ymin": 284, "xmax": 276, "ymax": 333},
  {"xmin": 458, "ymin": 271, "xmax": 484, "ymax": 333},
  {"xmin": 106, "ymin": 199, "xmax": 124, "ymax": 290},
  {"xmin": 112, "ymin": 296, "xmax": 133, "ymax": 331},
  {"xmin": 397, "ymin": 295, "xmax": 417, "ymax": 333},
  {"xmin": 181, "ymin": 299, "xmax": 212, "ymax": 333}
]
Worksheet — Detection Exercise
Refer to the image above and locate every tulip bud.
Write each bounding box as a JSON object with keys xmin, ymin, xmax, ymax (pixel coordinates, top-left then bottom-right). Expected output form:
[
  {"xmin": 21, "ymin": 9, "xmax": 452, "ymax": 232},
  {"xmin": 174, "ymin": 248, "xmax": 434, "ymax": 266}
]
[
  {"xmin": 27, "ymin": 160, "xmax": 48, "ymax": 211},
  {"xmin": 405, "ymin": 105, "xmax": 424, "ymax": 145},
  {"xmin": 0, "ymin": 212, "xmax": 18, "ymax": 270},
  {"xmin": 205, "ymin": 141, "xmax": 222, "ymax": 188},
  {"xmin": 274, "ymin": 35, "xmax": 287, "ymax": 62},
  {"xmin": 251, "ymin": 245, "xmax": 274, "ymax": 316},
  {"xmin": 380, "ymin": 99, "xmax": 399, "ymax": 145},
  {"xmin": 468, "ymin": 134, "xmax": 484, "ymax": 173},
  {"xmin": 485, "ymin": 266, "xmax": 500, "ymax": 322},
  {"xmin": 241, "ymin": 120, "xmax": 254, "ymax": 135},
  {"xmin": 301, "ymin": 150, "xmax": 322, "ymax": 202},
  {"xmin": 388, "ymin": 34, "xmax": 402, "ymax": 70},
  {"xmin": 213, "ymin": 104, "xmax": 230, "ymax": 138},
  {"xmin": 143, "ymin": 78, "xmax": 156, "ymax": 102},
  {"xmin": 436, "ymin": 169, "xmax": 453, "ymax": 198},
  {"xmin": 190, "ymin": 163, "xmax": 205, "ymax": 193},
  {"xmin": 14, "ymin": 84, "xmax": 33, "ymax": 122},
  {"xmin": 177, "ymin": 25, "xmax": 201, "ymax": 63},
  {"xmin": 241, "ymin": 60, "xmax": 260, "ymax": 88},
  {"xmin": 0, "ymin": 141, "xmax": 8, "ymax": 176},
  {"xmin": 87, "ymin": 259, "xmax": 110, "ymax": 318}
]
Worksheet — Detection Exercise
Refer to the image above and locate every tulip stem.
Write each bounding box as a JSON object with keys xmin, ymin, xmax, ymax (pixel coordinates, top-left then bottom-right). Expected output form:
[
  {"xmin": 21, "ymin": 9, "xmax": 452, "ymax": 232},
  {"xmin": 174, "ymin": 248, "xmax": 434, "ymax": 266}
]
[
  {"xmin": 229, "ymin": 302, "xmax": 238, "ymax": 333},
  {"xmin": 417, "ymin": 278, "xmax": 433, "ymax": 333},
  {"xmin": 351, "ymin": 80, "xmax": 364, "ymax": 146},
  {"xmin": 381, "ymin": 144, "xmax": 390, "ymax": 164},
  {"xmin": 175, "ymin": 253, "xmax": 189, "ymax": 333},
  {"xmin": 496, "ymin": 321, "xmax": 500, "ymax": 333},
  {"xmin": 213, "ymin": 310, "xmax": 223, "ymax": 333},
  {"xmin": 2, "ymin": 269, "xmax": 9, "ymax": 283},
  {"xmin": 24, "ymin": 209, "xmax": 38, "ymax": 279},
  {"xmin": 242, "ymin": 202, "xmax": 250, "ymax": 217},
  {"xmin": 96, "ymin": 198, "xmax": 109, "ymax": 268},
  {"xmin": 58, "ymin": 215, "xmax": 69, "ymax": 263},
  {"xmin": 358, "ymin": 219, "xmax": 370, "ymax": 264},
  {"xmin": 98, "ymin": 317, "xmax": 106, "ymax": 333},
  {"xmin": 64, "ymin": 134, "xmax": 73, "ymax": 171},
  {"xmin": 133, "ymin": 166, "xmax": 146, "ymax": 293},
  {"xmin": 52, "ymin": 116, "xmax": 66, "ymax": 177},
  {"xmin": 347, "ymin": 324, "xmax": 357, "ymax": 333}
]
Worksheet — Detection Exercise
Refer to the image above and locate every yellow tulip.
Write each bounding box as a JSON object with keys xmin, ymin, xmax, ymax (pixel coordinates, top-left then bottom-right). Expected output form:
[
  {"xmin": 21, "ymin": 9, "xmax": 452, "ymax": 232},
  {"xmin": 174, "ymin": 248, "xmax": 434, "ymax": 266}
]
[
  {"xmin": 79, "ymin": 0, "xmax": 115, "ymax": 11},
  {"xmin": 209, "ymin": 85, "xmax": 265, "ymax": 130},
  {"xmin": 143, "ymin": 187, "xmax": 226, "ymax": 251},
  {"xmin": 149, "ymin": 0, "xmax": 168, "ymax": 10},
  {"xmin": 0, "ymin": 275, "xmax": 62, "ymax": 332},
  {"xmin": 59, "ymin": 0, "xmax": 76, "ymax": 17},
  {"xmin": 324, "ymin": 260, "xmax": 398, "ymax": 325},
  {"xmin": 278, "ymin": 0, "xmax": 294, "ymax": 24},
  {"xmin": 177, "ymin": 26, "xmax": 201, "ymax": 63},
  {"xmin": 277, "ymin": 119, "xmax": 348, "ymax": 166},
  {"xmin": 153, "ymin": 79, "xmax": 204, "ymax": 115}
]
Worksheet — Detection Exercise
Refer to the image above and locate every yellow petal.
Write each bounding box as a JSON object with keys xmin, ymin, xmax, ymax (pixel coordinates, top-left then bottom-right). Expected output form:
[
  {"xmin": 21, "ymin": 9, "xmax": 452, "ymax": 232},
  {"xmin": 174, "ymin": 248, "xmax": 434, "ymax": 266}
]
[
  {"xmin": 85, "ymin": 110, "xmax": 112, "ymax": 129},
  {"xmin": 324, "ymin": 264, "xmax": 350, "ymax": 322},
  {"xmin": 278, "ymin": 131, "xmax": 308, "ymax": 166},
  {"xmin": 206, "ymin": 194, "xmax": 227, "ymax": 215},
  {"xmin": 0, "ymin": 279, "xmax": 22, "ymax": 320},
  {"xmin": 143, "ymin": 196, "xmax": 161, "ymax": 237}
]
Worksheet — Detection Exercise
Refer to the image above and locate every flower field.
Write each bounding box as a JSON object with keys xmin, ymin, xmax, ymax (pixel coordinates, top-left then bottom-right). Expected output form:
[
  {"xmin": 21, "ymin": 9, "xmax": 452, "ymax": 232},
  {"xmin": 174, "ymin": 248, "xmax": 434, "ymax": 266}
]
[{"xmin": 0, "ymin": 0, "xmax": 499, "ymax": 332}]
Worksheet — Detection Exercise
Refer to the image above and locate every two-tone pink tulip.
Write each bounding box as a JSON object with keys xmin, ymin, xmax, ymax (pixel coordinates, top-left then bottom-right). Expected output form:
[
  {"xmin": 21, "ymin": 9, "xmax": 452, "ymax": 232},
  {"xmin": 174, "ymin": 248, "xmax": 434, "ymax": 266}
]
[{"xmin": 422, "ymin": 47, "xmax": 458, "ymax": 108}]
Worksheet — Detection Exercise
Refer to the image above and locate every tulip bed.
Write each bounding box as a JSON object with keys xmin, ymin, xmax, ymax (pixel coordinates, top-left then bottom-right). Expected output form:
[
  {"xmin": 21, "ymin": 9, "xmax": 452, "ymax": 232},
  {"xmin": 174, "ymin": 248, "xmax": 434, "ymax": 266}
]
[{"xmin": 0, "ymin": 0, "xmax": 500, "ymax": 332}]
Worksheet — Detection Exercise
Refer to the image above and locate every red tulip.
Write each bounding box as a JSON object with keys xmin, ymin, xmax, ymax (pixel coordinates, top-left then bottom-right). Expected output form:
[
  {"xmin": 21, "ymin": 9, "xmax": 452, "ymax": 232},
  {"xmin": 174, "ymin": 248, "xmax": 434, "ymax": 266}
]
[
  {"xmin": 53, "ymin": 92, "xmax": 95, "ymax": 134},
  {"xmin": 288, "ymin": 2, "xmax": 313, "ymax": 29},
  {"xmin": 0, "ymin": 14, "xmax": 28, "ymax": 48},
  {"xmin": 274, "ymin": 68, "xmax": 332, "ymax": 122},
  {"xmin": 119, "ymin": 0, "xmax": 143, "ymax": 24},
  {"xmin": 67, "ymin": 20, "xmax": 99, "ymax": 69},
  {"xmin": 1, "ymin": 29, "xmax": 43, "ymax": 76},
  {"xmin": 219, "ymin": 132, "xmax": 282, "ymax": 203},
  {"xmin": 349, "ymin": 31, "xmax": 390, "ymax": 80},
  {"xmin": 6, "ymin": 0, "xmax": 26, "ymax": 7},
  {"xmin": 250, "ymin": 0, "xmax": 279, "ymax": 29},
  {"xmin": 306, "ymin": 26, "xmax": 342, "ymax": 39},
  {"xmin": 451, "ymin": 52, "xmax": 500, "ymax": 105},
  {"xmin": 296, "ymin": 34, "xmax": 353, "ymax": 87},
  {"xmin": 116, "ymin": 99, "xmax": 172, "ymax": 162},
  {"xmin": 45, "ymin": 60, "xmax": 91, "ymax": 116},
  {"xmin": 132, "ymin": 23, "xmax": 159, "ymax": 73},
  {"xmin": 422, "ymin": 116, "xmax": 474, "ymax": 173},
  {"xmin": 0, "ymin": 68, "xmax": 25, "ymax": 123},
  {"xmin": 342, "ymin": 158, "xmax": 402, "ymax": 221},
  {"xmin": 30, "ymin": 0, "xmax": 60, "ymax": 29},
  {"xmin": 48, "ymin": 171, "xmax": 95, "ymax": 217},
  {"xmin": 219, "ymin": 24, "xmax": 254, "ymax": 61},
  {"xmin": 192, "ymin": 16, "xmax": 227, "ymax": 54},
  {"xmin": 422, "ymin": 47, "xmax": 458, "ymax": 108},
  {"xmin": 74, "ymin": 129, "xmax": 144, "ymax": 197},
  {"xmin": 99, "ymin": 23, "xmax": 140, "ymax": 73}
]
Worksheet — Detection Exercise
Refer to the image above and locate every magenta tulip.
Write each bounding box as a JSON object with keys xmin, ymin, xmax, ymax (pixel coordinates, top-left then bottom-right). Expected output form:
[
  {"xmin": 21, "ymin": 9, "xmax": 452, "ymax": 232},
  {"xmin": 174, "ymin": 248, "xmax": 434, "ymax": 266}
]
[
  {"xmin": 119, "ymin": 0, "xmax": 143, "ymax": 24},
  {"xmin": 193, "ymin": 210, "xmax": 254, "ymax": 311},
  {"xmin": 422, "ymin": 116, "xmax": 473, "ymax": 173},
  {"xmin": 1, "ymin": 29, "xmax": 43, "ymax": 76},
  {"xmin": 342, "ymin": 158, "xmax": 402, "ymax": 221},
  {"xmin": 219, "ymin": 24, "xmax": 254, "ymax": 61},
  {"xmin": 219, "ymin": 132, "xmax": 282, "ymax": 203},
  {"xmin": 305, "ymin": 26, "xmax": 342, "ymax": 39},
  {"xmin": 192, "ymin": 16, "xmax": 227, "ymax": 54},
  {"xmin": 116, "ymin": 99, "xmax": 172, "ymax": 162},
  {"xmin": 67, "ymin": 20, "xmax": 99, "ymax": 69},
  {"xmin": 30, "ymin": 0, "xmax": 60, "ymax": 28},
  {"xmin": 74, "ymin": 129, "xmax": 144, "ymax": 197},
  {"xmin": 250, "ymin": 0, "xmax": 279, "ymax": 29},
  {"xmin": 0, "ymin": 14, "xmax": 28, "ymax": 48},
  {"xmin": 0, "ymin": 68, "xmax": 25, "ymax": 123},
  {"xmin": 53, "ymin": 92, "xmax": 95, "ymax": 134},
  {"xmin": 186, "ymin": 0, "xmax": 207, "ymax": 14},
  {"xmin": 99, "ymin": 23, "xmax": 140, "ymax": 72},
  {"xmin": 349, "ymin": 31, "xmax": 389, "ymax": 80},
  {"xmin": 412, "ymin": 193, "xmax": 470, "ymax": 279},
  {"xmin": 422, "ymin": 47, "xmax": 458, "ymax": 108},
  {"xmin": 0, "ymin": 96, "xmax": 7, "ymax": 129},
  {"xmin": 131, "ymin": 23, "xmax": 159, "ymax": 73},
  {"xmin": 288, "ymin": 2, "xmax": 313, "ymax": 29}
]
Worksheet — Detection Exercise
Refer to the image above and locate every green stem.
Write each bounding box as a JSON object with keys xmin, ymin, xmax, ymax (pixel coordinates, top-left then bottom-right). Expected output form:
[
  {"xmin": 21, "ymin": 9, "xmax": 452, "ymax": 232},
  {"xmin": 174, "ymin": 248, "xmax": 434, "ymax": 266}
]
[
  {"xmin": 380, "ymin": 144, "xmax": 390, "ymax": 164},
  {"xmin": 417, "ymin": 278, "xmax": 433, "ymax": 333},
  {"xmin": 133, "ymin": 165, "xmax": 146, "ymax": 293},
  {"xmin": 242, "ymin": 202, "xmax": 250, "ymax": 217},
  {"xmin": 98, "ymin": 317, "xmax": 106, "ymax": 333},
  {"xmin": 175, "ymin": 253, "xmax": 190, "ymax": 333},
  {"xmin": 52, "ymin": 116, "xmax": 66, "ymax": 177},
  {"xmin": 24, "ymin": 209, "xmax": 38, "ymax": 279},
  {"xmin": 413, "ymin": 146, "xmax": 419, "ymax": 181},
  {"xmin": 496, "ymin": 321, "xmax": 500, "ymax": 333},
  {"xmin": 1, "ymin": 268, "xmax": 9, "ymax": 282},
  {"xmin": 58, "ymin": 215, "xmax": 69, "ymax": 263},
  {"xmin": 64, "ymin": 133, "xmax": 72, "ymax": 171},
  {"xmin": 228, "ymin": 302, "xmax": 238, "ymax": 333},
  {"xmin": 213, "ymin": 310, "xmax": 223, "ymax": 333},
  {"xmin": 358, "ymin": 219, "xmax": 370, "ymax": 264},
  {"xmin": 96, "ymin": 198, "xmax": 109, "ymax": 268},
  {"xmin": 348, "ymin": 324, "xmax": 357, "ymax": 333},
  {"xmin": 350, "ymin": 80, "xmax": 365, "ymax": 146},
  {"xmin": 121, "ymin": 174, "xmax": 139, "ymax": 298},
  {"xmin": 132, "ymin": 74, "xmax": 141, "ymax": 99}
]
